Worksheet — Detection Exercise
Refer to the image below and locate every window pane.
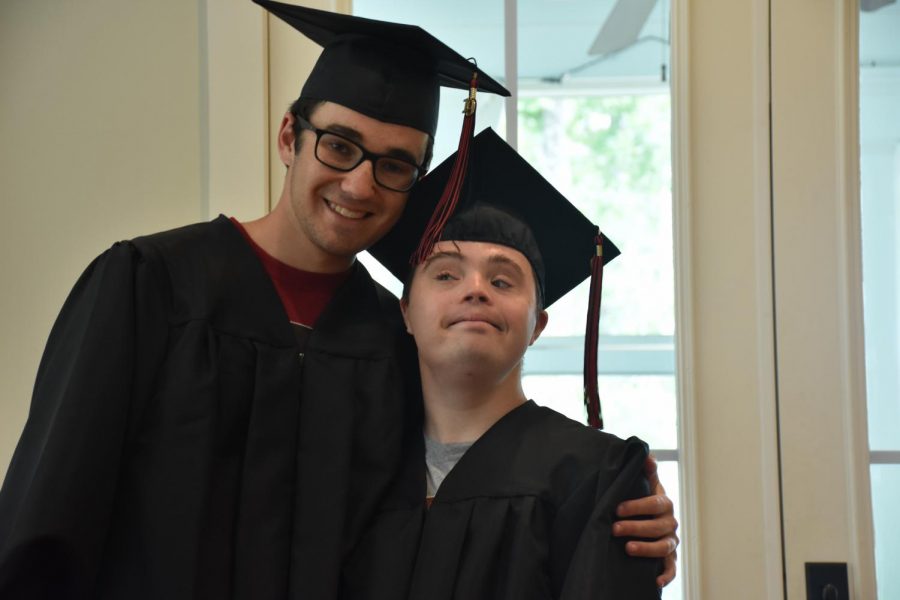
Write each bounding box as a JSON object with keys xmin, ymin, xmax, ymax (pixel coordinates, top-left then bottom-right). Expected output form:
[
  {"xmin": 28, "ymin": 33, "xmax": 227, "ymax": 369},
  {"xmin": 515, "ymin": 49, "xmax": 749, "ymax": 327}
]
[
  {"xmin": 870, "ymin": 465, "xmax": 900, "ymax": 600},
  {"xmin": 859, "ymin": 6, "xmax": 900, "ymax": 598},
  {"xmin": 518, "ymin": 94, "xmax": 674, "ymax": 337},
  {"xmin": 523, "ymin": 374, "xmax": 677, "ymax": 450},
  {"xmin": 860, "ymin": 7, "xmax": 900, "ymax": 450}
]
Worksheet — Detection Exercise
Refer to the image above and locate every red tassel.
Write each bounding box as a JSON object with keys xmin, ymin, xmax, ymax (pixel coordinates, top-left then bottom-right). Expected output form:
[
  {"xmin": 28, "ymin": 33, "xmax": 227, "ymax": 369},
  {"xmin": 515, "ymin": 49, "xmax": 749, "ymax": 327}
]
[
  {"xmin": 584, "ymin": 231, "xmax": 605, "ymax": 429},
  {"xmin": 411, "ymin": 73, "xmax": 479, "ymax": 266}
]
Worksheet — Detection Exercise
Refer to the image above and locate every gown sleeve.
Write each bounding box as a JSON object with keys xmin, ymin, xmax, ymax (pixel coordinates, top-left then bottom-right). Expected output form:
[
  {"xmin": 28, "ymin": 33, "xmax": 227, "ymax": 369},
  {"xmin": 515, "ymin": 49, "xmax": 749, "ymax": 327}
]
[
  {"xmin": 551, "ymin": 436, "xmax": 662, "ymax": 600},
  {"xmin": 0, "ymin": 241, "xmax": 169, "ymax": 599}
]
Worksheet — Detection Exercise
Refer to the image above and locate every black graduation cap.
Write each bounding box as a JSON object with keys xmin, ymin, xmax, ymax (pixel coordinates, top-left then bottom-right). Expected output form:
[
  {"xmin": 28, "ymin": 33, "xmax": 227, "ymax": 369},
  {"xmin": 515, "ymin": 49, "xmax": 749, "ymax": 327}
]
[
  {"xmin": 370, "ymin": 128, "xmax": 619, "ymax": 306},
  {"xmin": 252, "ymin": 0, "xmax": 511, "ymax": 136},
  {"xmin": 369, "ymin": 128, "xmax": 620, "ymax": 428}
]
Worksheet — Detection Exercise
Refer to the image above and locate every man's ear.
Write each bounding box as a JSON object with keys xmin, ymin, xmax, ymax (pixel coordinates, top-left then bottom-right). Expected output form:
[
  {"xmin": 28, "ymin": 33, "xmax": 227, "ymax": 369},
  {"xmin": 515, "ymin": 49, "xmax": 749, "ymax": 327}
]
[
  {"xmin": 529, "ymin": 310, "xmax": 549, "ymax": 346},
  {"xmin": 399, "ymin": 297, "xmax": 413, "ymax": 335},
  {"xmin": 277, "ymin": 112, "xmax": 297, "ymax": 167}
]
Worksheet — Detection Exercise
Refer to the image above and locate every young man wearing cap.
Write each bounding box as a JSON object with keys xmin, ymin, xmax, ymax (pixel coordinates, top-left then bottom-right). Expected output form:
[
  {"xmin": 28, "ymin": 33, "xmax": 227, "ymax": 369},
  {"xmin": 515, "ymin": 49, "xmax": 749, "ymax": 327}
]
[
  {"xmin": 349, "ymin": 128, "xmax": 662, "ymax": 599},
  {"xmin": 0, "ymin": 2, "xmax": 676, "ymax": 598}
]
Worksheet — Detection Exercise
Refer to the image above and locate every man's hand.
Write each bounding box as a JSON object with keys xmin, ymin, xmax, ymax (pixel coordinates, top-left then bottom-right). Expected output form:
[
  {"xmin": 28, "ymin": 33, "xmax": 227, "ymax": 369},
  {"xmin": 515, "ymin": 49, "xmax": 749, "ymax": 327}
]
[{"xmin": 613, "ymin": 454, "xmax": 679, "ymax": 588}]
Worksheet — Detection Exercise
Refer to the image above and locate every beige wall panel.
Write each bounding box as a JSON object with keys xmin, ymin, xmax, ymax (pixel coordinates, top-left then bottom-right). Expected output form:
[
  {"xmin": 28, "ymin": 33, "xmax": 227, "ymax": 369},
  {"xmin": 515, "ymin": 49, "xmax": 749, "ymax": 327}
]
[
  {"xmin": 205, "ymin": 0, "xmax": 269, "ymax": 220},
  {"xmin": 0, "ymin": 1, "xmax": 204, "ymax": 480},
  {"xmin": 676, "ymin": 0, "xmax": 784, "ymax": 596},
  {"xmin": 771, "ymin": 0, "xmax": 876, "ymax": 597}
]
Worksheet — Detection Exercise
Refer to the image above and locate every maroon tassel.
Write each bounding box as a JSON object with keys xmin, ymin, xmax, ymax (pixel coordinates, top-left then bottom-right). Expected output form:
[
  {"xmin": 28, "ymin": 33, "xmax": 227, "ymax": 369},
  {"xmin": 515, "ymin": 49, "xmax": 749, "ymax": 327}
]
[
  {"xmin": 411, "ymin": 73, "xmax": 479, "ymax": 266},
  {"xmin": 583, "ymin": 230, "xmax": 605, "ymax": 429}
]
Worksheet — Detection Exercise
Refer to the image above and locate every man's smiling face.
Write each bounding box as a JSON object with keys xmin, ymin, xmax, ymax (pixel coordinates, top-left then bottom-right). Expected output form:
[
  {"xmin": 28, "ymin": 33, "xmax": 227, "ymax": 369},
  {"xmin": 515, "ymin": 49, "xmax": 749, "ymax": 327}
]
[
  {"xmin": 279, "ymin": 101, "xmax": 429, "ymax": 272},
  {"xmin": 402, "ymin": 240, "xmax": 548, "ymax": 379}
]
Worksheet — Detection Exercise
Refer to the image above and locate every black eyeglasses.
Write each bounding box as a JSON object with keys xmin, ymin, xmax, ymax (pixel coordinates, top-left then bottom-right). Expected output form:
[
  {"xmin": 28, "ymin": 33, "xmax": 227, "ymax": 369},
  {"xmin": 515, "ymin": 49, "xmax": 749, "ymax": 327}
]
[{"xmin": 295, "ymin": 116, "xmax": 422, "ymax": 192}]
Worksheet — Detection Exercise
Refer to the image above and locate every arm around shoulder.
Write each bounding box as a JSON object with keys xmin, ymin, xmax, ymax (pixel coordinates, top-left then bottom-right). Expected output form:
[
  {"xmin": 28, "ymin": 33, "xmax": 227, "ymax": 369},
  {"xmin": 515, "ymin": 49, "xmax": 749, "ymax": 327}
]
[{"xmin": 552, "ymin": 436, "xmax": 661, "ymax": 600}]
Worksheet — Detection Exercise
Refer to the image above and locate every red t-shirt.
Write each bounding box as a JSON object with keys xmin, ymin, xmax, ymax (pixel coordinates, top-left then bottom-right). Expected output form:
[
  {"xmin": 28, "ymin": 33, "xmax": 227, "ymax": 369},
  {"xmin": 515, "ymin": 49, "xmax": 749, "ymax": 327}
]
[{"xmin": 230, "ymin": 218, "xmax": 351, "ymax": 328}]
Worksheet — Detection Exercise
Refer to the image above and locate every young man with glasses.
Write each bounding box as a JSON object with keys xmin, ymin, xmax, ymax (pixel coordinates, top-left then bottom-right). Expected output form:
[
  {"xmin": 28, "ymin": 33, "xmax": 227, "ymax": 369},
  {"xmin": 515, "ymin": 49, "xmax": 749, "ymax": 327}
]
[{"xmin": 0, "ymin": 2, "xmax": 677, "ymax": 598}]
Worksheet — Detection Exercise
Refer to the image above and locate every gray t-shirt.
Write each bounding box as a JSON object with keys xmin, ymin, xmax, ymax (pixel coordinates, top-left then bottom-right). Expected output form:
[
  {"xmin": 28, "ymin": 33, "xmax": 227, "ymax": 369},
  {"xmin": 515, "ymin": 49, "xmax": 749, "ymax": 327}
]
[{"xmin": 424, "ymin": 435, "xmax": 473, "ymax": 497}]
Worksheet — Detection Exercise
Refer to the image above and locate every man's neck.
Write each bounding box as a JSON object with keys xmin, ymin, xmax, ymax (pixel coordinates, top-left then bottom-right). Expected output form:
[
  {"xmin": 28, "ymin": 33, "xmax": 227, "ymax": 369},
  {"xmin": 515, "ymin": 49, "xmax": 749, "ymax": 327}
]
[
  {"xmin": 241, "ymin": 201, "xmax": 355, "ymax": 274},
  {"xmin": 419, "ymin": 363, "xmax": 527, "ymax": 444}
]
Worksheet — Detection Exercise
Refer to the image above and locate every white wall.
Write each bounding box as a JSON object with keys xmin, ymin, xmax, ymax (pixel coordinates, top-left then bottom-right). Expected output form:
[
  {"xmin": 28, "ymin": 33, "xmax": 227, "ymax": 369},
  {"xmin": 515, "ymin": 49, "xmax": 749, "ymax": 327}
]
[{"xmin": 0, "ymin": 0, "xmax": 206, "ymax": 481}]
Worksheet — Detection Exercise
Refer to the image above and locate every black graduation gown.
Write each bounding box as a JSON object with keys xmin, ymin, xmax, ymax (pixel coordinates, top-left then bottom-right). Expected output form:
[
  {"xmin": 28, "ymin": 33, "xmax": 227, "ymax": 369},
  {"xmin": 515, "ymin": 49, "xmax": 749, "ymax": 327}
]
[
  {"xmin": 0, "ymin": 216, "xmax": 415, "ymax": 599},
  {"xmin": 342, "ymin": 401, "xmax": 661, "ymax": 600}
]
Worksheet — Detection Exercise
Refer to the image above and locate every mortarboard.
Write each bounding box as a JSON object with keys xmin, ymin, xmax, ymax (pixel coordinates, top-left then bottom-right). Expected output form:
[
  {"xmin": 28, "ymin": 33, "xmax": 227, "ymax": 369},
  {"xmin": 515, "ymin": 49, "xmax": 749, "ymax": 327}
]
[
  {"xmin": 252, "ymin": 0, "xmax": 510, "ymax": 137},
  {"xmin": 369, "ymin": 128, "xmax": 620, "ymax": 429}
]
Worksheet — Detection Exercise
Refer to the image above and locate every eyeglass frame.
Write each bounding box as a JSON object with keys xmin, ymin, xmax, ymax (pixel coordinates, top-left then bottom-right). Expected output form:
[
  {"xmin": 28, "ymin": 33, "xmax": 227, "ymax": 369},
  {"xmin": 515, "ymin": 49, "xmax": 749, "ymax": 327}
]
[{"xmin": 294, "ymin": 116, "xmax": 423, "ymax": 192}]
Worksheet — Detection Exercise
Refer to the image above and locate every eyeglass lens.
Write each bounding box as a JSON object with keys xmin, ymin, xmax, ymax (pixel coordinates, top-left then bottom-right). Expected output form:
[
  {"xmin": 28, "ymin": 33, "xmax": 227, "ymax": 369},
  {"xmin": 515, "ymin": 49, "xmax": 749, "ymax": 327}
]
[{"xmin": 316, "ymin": 132, "xmax": 418, "ymax": 192}]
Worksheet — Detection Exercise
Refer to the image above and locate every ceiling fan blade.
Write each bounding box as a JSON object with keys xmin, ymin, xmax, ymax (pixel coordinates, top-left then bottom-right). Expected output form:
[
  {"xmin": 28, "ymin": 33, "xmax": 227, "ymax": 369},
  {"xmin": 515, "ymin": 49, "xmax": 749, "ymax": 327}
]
[
  {"xmin": 588, "ymin": 0, "xmax": 659, "ymax": 56},
  {"xmin": 861, "ymin": 0, "xmax": 895, "ymax": 11}
]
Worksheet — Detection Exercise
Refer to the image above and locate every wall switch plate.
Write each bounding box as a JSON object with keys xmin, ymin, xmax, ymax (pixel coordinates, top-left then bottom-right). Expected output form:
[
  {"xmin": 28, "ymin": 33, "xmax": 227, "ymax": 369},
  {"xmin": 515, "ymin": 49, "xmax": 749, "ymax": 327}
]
[{"xmin": 805, "ymin": 562, "xmax": 849, "ymax": 600}]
